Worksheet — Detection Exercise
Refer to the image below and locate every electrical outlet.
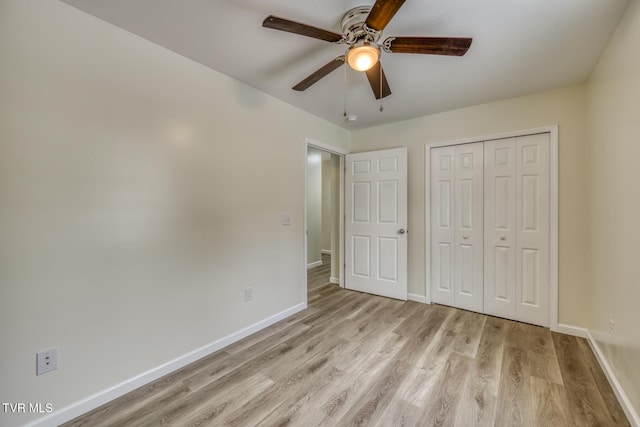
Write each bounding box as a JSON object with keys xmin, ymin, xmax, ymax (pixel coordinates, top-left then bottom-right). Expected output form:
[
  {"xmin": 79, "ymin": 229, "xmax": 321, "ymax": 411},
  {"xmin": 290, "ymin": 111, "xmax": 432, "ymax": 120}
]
[
  {"xmin": 281, "ymin": 215, "xmax": 292, "ymax": 226},
  {"xmin": 244, "ymin": 287, "xmax": 253, "ymax": 302},
  {"xmin": 609, "ymin": 319, "xmax": 616, "ymax": 336},
  {"xmin": 36, "ymin": 347, "xmax": 58, "ymax": 376}
]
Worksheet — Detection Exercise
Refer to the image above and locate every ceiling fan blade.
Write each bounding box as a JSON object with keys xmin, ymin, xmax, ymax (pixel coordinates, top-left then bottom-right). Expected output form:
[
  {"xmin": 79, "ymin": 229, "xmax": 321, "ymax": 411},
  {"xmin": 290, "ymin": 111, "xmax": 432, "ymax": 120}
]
[
  {"xmin": 365, "ymin": 0, "xmax": 406, "ymax": 32},
  {"xmin": 293, "ymin": 56, "xmax": 345, "ymax": 91},
  {"xmin": 383, "ymin": 37, "xmax": 472, "ymax": 56},
  {"xmin": 263, "ymin": 16, "xmax": 343, "ymax": 43},
  {"xmin": 365, "ymin": 62, "xmax": 391, "ymax": 100}
]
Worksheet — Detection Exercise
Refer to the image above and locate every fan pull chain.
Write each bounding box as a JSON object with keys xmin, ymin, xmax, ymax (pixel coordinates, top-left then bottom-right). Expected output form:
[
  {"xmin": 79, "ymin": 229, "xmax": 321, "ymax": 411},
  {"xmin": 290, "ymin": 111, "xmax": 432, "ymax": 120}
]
[
  {"xmin": 343, "ymin": 61, "xmax": 348, "ymax": 118},
  {"xmin": 379, "ymin": 59, "xmax": 384, "ymax": 112}
]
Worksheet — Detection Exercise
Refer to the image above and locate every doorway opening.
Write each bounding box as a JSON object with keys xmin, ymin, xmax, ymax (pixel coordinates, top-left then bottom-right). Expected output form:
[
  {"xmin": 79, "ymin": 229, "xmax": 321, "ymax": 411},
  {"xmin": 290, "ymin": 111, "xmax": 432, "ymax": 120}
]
[{"xmin": 304, "ymin": 139, "xmax": 346, "ymax": 303}]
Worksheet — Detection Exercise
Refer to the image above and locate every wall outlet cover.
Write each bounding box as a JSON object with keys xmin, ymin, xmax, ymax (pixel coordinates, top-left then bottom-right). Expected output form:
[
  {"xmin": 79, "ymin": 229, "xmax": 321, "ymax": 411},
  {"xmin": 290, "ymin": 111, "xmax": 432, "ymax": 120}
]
[{"xmin": 36, "ymin": 347, "xmax": 58, "ymax": 376}]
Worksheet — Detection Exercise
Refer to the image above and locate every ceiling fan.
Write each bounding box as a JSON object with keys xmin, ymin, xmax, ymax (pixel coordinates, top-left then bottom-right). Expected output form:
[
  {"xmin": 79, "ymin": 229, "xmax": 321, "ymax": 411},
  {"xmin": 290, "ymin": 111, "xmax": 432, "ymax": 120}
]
[{"xmin": 262, "ymin": 0, "xmax": 472, "ymax": 100}]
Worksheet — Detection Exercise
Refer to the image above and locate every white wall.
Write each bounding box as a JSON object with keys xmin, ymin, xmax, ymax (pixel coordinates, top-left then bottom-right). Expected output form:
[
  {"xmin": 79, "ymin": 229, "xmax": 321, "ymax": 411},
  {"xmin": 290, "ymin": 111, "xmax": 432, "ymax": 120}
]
[
  {"xmin": 351, "ymin": 85, "xmax": 589, "ymax": 327},
  {"xmin": 306, "ymin": 148, "xmax": 323, "ymax": 265},
  {"xmin": 0, "ymin": 1, "xmax": 349, "ymax": 426},
  {"xmin": 586, "ymin": 0, "xmax": 640, "ymax": 418}
]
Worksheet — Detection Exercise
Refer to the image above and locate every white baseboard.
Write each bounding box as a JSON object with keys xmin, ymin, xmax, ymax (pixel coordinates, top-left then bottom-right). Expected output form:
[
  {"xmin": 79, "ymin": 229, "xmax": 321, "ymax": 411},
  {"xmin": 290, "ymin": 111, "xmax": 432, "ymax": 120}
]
[
  {"xmin": 407, "ymin": 293, "xmax": 427, "ymax": 304},
  {"xmin": 307, "ymin": 260, "xmax": 323, "ymax": 269},
  {"xmin": 321, "ymin": 249, "xmax": 332, "ymax": 255},
  {"xmin": 329, "ymin": 277, "xmax": 341, "ymax": 285},
  {"xmin": 29, "ymin": 302, "xmax": 307, "ymax": 427},
  {"xmin": 557, "ymin": 323, "xmax": 588, "ymax": 338},
  {"xmin": 585, "ymin": 330, "xmax": 640, "ymax": 427}
]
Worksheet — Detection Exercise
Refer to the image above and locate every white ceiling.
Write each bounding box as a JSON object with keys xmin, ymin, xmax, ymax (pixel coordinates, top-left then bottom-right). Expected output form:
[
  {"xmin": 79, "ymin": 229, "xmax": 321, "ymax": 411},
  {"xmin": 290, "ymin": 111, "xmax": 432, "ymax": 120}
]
[{"xmin": 60, "ymin": 0, "xmax": 629, "ymax": 130}]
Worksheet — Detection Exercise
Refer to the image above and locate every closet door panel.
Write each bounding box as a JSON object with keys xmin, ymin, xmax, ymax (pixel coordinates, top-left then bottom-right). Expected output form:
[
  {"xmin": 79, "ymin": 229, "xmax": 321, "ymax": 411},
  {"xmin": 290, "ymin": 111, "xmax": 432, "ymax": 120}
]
[
  {"xmin": 430, "ymin": 146, "xmax": 455, "ymax": 306},
  {"xmin": 484, "ymin": 139, "xmax": 517, "ymax": 319},
  {"xmin": 515, "ymin": 134, "xmax": 550, "ymax": 327},
  {"xmin": 453, "ymin": 143, "xmax": 484, "ymax": 312}
]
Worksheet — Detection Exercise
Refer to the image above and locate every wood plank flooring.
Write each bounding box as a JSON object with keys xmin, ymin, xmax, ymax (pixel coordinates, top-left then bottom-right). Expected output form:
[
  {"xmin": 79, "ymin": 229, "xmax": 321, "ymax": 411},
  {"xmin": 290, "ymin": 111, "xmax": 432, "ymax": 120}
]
[{"xmin": 65, "ymin": 255, "xmax": 629, "ymax": 426}]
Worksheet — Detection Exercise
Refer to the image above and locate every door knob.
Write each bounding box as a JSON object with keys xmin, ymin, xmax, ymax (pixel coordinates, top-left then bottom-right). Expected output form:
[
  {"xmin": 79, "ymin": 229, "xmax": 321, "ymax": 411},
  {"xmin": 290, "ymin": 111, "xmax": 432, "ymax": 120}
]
[
  {"xmin": 500, "ymin": 236, "xmax": 506, "ymax": 241},
  {"xmin": 463, "ymin": 235, "xmax": 469, "ymax": 239},
  {"xmin": 398, "ymin": 229, "xmax": 406, "ymax": 234}
]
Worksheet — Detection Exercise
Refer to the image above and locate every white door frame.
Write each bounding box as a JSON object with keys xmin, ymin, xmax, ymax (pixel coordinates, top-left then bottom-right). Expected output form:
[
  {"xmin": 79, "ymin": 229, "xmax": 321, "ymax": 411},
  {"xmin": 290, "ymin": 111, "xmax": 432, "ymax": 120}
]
[
  {"xmin": 304, "ymin": 138, "xmax": 347, "ymax": 303},
  {"xmin": 425, "ymin": 125, "xmax": 559, "ymax": 331}
]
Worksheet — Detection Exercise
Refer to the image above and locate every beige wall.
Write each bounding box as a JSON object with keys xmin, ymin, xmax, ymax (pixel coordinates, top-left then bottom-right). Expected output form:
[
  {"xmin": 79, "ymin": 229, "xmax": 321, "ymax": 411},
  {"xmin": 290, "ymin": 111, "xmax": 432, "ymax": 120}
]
[
  {"xmin": 306, "ymin": 148, "xmax": 323, "ymax": 265},
  {"xmin": 321, "ymin": 153, "xmax": 333, "ymax": 253},
  {"xmin": 351, "ymin": 85, "xmax": 589, "ymax": 327},
  {"xmin": 586, "ymin": 0, "xmax": 640, "ymax": 417},
  {"xmin": 0, "ymin": 2, "xmax": 349, "ymax": 426},
  {"xmin": 2, "ymin": 0, "xmax": 638, "ymax": 425}
]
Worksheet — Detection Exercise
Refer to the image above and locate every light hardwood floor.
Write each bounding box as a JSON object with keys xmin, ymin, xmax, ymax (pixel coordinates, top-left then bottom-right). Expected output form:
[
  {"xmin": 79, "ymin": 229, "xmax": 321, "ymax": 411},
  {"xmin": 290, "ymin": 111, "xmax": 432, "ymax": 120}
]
[{"xmin": 65, "ymin": 255, "xmax": 629, "ymax": 426}]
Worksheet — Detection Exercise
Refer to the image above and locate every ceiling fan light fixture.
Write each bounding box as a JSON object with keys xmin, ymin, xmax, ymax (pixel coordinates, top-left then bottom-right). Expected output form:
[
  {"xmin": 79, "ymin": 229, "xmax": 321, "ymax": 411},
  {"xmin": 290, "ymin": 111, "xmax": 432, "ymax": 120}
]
[{"xmin": 346, "ymin": 41, "xmax": 380, "ymax": 72}]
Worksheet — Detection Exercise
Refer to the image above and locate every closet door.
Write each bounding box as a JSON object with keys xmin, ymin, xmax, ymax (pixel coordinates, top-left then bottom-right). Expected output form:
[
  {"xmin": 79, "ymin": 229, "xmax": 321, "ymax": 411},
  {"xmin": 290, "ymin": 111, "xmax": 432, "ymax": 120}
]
[
  {"xmin": 484, "ymin": 139, "xmax": 517, "ymax": 319},
  {"xmin": 515, "ymin": 134, "xmax": 550, "ymax": 327},
  {"xmin": 453, "ymin": 143, "xmax": 484, "ymax": 312},
  {"xmin": 430, "ymin": 146, "xmax": 455, "ymax": 306},
  {"xmin": 429, "ymin": 134, "xmax": 551, "ymax": 327}
]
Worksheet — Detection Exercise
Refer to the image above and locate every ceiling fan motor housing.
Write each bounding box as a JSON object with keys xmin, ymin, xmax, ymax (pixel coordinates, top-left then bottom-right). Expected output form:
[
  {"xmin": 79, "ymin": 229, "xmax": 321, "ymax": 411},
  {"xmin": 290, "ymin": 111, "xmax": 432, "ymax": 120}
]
[{"xmin": 341, "ymin": 6, "xmax": 381, "ymax": 45}]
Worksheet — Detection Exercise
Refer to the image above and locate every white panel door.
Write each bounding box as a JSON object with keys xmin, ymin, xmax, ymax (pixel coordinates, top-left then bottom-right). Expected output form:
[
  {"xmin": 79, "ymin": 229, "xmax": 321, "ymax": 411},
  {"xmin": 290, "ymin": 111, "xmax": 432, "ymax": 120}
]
[
  {"xmin": 484, "ymin": 138, "xmax": 517, "ymax": 319},
  {"xmin": 345, "ymin": 148, "xmax": 408, "ymax": 300},
  {"xmin": 453, "ymin": 143, "xmax": 484, "ymax": 312},
  {"xmin": 430, "ymin": 146, "xmax": 455, "ymax": 306},
  {"xmin": 515, "ymin": 134, "xmax": 550, "ymax": 327},
  {"xmin": 428, "ymin": 133, "xmax": 552, "ymax": 327}
]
